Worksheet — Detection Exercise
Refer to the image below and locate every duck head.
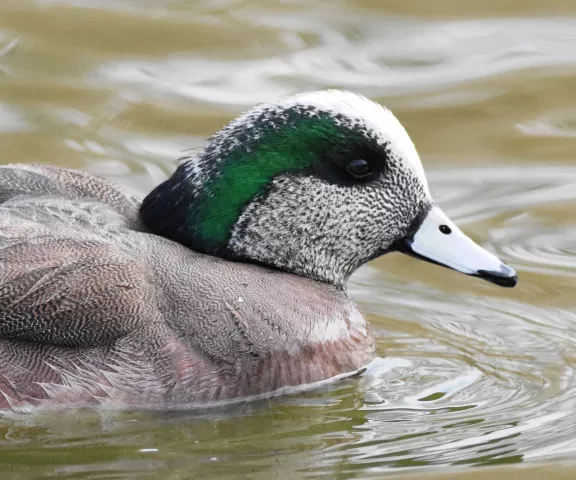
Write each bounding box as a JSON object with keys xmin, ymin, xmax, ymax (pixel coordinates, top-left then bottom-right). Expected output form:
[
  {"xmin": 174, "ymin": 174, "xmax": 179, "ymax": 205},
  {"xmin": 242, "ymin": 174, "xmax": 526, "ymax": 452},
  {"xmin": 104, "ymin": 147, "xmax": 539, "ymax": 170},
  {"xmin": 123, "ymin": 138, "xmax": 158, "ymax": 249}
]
[{"xmin": 141, "ymin": 90, "xmax": 517, "ymax": 289}]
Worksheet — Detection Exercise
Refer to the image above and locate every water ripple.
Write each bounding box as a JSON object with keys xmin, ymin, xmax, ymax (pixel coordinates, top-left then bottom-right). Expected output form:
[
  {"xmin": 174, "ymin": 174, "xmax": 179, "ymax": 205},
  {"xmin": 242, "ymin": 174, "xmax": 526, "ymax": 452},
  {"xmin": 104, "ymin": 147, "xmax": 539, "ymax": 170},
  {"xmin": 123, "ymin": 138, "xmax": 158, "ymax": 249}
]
[
  {"xmin": 342, "ymin": 276, "xmax": 576, "ymax": 470},
  {"xmin": 94, "ymin": 14, "xmax": 576, "ymax": 107}
]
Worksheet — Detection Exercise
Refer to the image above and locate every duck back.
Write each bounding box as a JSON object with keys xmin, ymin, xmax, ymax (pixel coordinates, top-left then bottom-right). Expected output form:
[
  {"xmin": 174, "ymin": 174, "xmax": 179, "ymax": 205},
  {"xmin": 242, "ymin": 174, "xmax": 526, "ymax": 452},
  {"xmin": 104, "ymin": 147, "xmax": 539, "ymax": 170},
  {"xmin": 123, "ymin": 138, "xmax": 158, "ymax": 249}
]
[{"xmin": 0, "ymin": 165, "xmax": 375, "ymax": 411}]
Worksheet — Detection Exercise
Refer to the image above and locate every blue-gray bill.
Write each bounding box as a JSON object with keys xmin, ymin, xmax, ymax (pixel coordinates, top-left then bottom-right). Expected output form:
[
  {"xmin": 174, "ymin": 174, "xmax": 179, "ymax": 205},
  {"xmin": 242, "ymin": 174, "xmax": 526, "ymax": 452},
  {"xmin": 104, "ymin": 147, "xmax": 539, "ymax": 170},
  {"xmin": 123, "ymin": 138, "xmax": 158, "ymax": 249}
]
[{"xmin": 399, "ymin": 205, "xmax": 518, "ymax": 288}]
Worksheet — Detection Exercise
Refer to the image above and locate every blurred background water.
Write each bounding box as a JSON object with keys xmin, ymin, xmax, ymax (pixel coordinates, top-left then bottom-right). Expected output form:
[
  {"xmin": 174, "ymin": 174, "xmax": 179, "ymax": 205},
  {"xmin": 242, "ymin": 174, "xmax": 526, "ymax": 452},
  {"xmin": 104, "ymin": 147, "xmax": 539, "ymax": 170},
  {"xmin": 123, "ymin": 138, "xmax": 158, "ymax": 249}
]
[{"xmin": 0, "ymin": 0, "xmax": 576, "ymax": 478}]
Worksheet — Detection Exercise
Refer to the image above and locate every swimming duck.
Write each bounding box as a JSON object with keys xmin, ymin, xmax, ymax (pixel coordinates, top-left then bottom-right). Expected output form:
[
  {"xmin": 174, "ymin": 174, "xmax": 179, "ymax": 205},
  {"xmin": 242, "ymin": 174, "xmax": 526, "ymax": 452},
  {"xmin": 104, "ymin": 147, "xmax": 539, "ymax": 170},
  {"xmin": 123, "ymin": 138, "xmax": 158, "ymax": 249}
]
[{"xmin": 0, "ymin": 90, "xmax": 516, "ymax": 411}]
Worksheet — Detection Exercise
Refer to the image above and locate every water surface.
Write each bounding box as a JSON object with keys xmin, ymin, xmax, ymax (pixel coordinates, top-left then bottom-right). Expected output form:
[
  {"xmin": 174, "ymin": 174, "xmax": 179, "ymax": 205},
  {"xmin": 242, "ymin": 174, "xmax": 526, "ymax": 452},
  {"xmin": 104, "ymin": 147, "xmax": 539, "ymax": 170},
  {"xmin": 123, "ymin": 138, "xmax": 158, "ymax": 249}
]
[{"xmin": 0, "ymin": 0, "xmax": 575, "ymax": 478}]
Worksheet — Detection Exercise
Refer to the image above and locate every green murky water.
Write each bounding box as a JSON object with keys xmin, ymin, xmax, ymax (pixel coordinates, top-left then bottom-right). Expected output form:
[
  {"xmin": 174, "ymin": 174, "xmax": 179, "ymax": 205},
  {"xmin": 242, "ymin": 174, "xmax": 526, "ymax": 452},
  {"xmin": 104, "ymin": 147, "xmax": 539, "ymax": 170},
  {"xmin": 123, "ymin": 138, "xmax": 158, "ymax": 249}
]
[{"xmin": 0, "ymin": 0, "xmax": 575, "ymax": 478}]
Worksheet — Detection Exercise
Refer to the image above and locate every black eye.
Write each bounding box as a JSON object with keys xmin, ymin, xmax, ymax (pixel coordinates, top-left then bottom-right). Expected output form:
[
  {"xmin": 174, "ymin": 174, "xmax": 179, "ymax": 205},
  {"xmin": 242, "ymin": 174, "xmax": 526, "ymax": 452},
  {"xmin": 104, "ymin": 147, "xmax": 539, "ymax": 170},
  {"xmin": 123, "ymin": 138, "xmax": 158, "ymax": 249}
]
[
  {"xmin": 439, "ymin": 225, "xmax": 452, "ymax": 235},
  {"xmin": 346, "ymin": 159, "xmax": 371, "ymax": 179}
]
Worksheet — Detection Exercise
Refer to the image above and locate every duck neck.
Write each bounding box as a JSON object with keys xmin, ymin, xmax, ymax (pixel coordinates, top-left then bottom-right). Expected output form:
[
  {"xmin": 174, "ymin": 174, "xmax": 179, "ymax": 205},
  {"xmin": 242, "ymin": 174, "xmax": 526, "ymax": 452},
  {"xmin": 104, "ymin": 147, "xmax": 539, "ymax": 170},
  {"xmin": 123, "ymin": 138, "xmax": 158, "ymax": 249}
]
[{"xmin": 139, "ymin": 163, "xmax": 352, "ymax": 290}]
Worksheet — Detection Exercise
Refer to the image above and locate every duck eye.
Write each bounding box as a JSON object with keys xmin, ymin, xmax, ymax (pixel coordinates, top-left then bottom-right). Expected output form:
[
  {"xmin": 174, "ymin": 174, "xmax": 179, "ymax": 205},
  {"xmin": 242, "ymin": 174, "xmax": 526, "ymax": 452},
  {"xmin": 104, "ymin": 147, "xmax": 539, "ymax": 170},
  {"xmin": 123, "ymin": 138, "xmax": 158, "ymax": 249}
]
[
  {"xmin": 346, "ymin": 159, "xmax": 371, "ymax": 179},
  {"xmin": 439, "ymin": 225, "xmax": 452, "ymax": 235}
]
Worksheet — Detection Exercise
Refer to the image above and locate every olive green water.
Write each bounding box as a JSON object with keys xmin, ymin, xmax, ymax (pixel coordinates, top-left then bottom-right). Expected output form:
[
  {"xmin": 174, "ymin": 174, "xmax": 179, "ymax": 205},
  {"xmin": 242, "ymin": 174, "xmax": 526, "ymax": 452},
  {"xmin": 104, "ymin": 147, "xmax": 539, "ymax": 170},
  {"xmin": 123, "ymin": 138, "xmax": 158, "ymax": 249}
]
[{"xmin": 0, "ymin": 0, "xmax": 576, "ymax": 478}]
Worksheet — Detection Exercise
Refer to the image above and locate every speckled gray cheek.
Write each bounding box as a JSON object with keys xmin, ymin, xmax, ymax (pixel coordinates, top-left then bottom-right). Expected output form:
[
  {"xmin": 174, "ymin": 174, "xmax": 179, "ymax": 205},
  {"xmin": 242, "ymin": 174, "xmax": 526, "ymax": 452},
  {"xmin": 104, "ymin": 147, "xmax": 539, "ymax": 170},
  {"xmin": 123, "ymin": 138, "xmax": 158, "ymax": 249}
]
[{"xmin": 226, "ymin": 161, "xmax": 430, "ymax": 288}]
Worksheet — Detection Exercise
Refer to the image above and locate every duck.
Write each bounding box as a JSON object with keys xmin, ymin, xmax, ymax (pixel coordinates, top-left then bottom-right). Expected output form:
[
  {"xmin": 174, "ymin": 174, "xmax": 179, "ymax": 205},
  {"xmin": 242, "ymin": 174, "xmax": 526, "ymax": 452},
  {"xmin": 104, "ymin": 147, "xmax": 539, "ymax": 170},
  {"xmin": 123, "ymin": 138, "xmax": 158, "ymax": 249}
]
[{"xmin": 0, "ymin": 90, "xmax": 516, "ymax": 411}]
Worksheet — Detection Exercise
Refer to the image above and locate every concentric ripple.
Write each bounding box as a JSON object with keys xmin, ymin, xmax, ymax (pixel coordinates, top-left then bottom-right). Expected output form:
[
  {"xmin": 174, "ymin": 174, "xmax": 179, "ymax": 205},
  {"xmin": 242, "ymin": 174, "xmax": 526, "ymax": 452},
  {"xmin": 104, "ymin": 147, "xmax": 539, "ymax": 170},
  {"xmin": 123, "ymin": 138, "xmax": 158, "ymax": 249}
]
[
  {"xmin": 497, "ymin": 226, "xmax": 576, "ymax": 276},
  {"xmin": 340, "ymin": 266, "xmax": 576, "ymax": 472},
  {"xmin": 421, "ymin": 165, "xmax": 576, "ymax": 280}
]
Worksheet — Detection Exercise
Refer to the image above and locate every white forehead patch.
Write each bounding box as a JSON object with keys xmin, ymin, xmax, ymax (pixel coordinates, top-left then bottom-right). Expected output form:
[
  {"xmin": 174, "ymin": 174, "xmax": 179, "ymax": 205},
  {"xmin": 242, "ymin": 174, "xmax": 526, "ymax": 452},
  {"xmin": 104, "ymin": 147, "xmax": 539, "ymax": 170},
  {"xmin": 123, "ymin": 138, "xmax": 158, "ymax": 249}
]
[{"xmin": 274, "ymin": 90, "xmax": 430, "ymax": 196}]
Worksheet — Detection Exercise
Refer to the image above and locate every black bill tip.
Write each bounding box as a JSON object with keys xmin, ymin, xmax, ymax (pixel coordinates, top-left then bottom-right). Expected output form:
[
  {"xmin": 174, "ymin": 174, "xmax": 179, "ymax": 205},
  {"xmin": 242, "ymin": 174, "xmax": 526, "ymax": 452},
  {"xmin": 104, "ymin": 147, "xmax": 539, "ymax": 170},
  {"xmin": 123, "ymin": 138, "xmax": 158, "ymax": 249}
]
[{"xmin": 475, "ymin": 265, "xmax": 518, "ymax": 288}]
